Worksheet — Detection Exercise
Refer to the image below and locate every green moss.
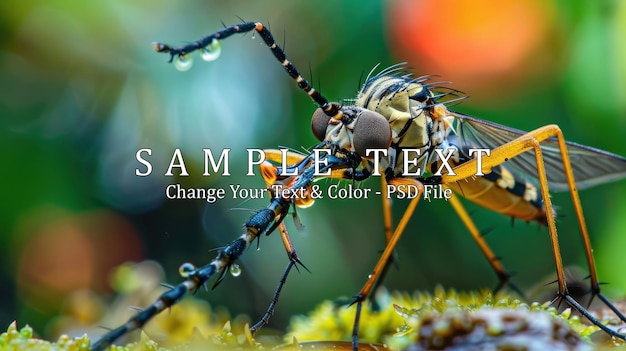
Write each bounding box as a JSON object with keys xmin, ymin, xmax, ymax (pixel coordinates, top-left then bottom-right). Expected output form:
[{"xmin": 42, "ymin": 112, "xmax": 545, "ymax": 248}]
[
  {"xmin": 286, "ymin": 287, "xmax": 624, "ymax": 350},
  {"xmin": 0, "ymin": 321, "xmax": 90, "ymax": 351},
  {"xmin": 4, "ymin": 285, "xmax": 625, "ymax": 351}
]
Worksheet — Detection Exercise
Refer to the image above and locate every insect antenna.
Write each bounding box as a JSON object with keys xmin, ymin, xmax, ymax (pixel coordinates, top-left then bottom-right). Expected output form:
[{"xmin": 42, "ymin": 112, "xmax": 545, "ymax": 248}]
[{"xmin": 153, "ymin": 22, "xmax": 343, "ymax": 119}]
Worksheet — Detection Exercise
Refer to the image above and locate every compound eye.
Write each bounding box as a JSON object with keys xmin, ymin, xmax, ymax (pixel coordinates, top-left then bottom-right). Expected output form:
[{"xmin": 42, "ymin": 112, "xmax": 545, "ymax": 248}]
[
  {"xmin": 353, "ymin": 111, "xmax": 391, "ymax": 158},
  {"xmin": 311, "ymin": 108, "xmax": 332, "ymax": 141}
]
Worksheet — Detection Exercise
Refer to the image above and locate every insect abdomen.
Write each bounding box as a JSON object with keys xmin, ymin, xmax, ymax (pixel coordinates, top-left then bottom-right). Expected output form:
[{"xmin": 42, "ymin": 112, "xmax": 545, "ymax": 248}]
[{"xmin": 447, "ymin": 164, "xmax": 547, "ymax": 224}]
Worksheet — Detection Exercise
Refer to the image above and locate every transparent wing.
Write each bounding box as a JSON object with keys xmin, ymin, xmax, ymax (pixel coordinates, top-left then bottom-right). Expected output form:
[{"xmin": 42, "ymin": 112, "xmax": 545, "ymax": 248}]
[{"xmin": 452, "ymin": 112, "xmax": 626, "ymax": 191}]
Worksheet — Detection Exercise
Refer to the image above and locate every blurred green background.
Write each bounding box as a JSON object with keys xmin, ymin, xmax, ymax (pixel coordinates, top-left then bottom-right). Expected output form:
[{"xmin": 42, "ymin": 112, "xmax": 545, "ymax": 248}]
[{"xmin": 1, "ymin": 0, "xmax": 625, "ymax": 342}]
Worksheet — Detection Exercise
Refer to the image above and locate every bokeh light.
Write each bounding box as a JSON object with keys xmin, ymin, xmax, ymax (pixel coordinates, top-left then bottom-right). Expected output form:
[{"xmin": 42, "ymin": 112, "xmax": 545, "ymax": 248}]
[{"xmin": 387, "ymin": 0, "xmax": 561, "ymax": 104}]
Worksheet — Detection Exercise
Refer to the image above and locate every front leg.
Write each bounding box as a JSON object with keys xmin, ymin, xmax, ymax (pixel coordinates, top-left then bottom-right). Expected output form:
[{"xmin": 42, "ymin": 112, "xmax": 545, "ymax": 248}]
[{"xmin": 350, "ymin": 178, "xmax": 424, "ymax": 351}]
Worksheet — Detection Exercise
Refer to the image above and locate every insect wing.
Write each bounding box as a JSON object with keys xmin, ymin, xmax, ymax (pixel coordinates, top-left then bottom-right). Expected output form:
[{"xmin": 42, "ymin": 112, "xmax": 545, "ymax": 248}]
[{"xmin": 452, "ymin": 112, "xmax": 626, "ymax": 191}]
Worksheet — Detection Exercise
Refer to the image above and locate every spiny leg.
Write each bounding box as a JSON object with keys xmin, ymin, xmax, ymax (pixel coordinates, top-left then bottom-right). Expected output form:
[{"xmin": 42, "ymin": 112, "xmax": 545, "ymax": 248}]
[
  {"xmin": 153, "ymin": 22, "xmax": 343, "ymax": 120},
  {"xmin": 249, "ymin": 150, "xmax": 370, "ymax": 333},
  {"xmin": 259, "ymin": 151, "xmax": 312, "ymax": 267},
  {"xmin": 367, "ymin": 175, "xmax": 398, "ymax": 310},
  {"xmin": 548, "ymin": 130, "xmax": 626, "ymax": 322},
  {"xmin": 351, "ymin": 178, "xmax": 424, "ymax": 350},
  {"xmin": 249, "ymin": 259, "xmax": 296, "ymax": 333},
  {"xmin": 90, "ymin": 219, "xmax": 268, "ymax": 351},
  {"xmin": 381, "ymin": 176, "xmax": 393, "ymax": 242},
  {"xmin": 248, "ymin": 219, "xmax": 312, "ymax": 333},
  {"xmin": 90, "ymin": 184, "xmax": 303, "ymax": 351},
  {"xmin": 246, "ymin": 151, "xmax": 314, "ymax": 333},
  {"xmin": 446, "ymin": 190, "xmax": 523, "ymax": 296},
  {"xmin": 442, "ymin": 125, "xmax": 626, "ymax": 340}
]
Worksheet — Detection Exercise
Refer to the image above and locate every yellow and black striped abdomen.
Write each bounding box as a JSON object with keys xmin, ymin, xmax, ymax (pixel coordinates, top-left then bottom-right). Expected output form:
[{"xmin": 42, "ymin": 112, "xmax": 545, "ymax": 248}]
[{"xmin": 447, "ymin": 164, "xmax": 547, "ymax": 224}]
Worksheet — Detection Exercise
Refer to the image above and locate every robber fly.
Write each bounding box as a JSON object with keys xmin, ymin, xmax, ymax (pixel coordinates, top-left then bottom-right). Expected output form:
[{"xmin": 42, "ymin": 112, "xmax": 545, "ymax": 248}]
[{"xmin": 91, "ymin": 22, "xmax": 626, "ymax": 351}]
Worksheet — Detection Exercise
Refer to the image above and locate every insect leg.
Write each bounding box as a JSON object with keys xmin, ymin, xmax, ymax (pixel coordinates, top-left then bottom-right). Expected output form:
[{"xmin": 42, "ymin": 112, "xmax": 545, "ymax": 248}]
[
  {"xmin": 534, "ymin": 127, "xmax": 626, "ymax": 322},
  {"xmin": 90, "ymin": 221, "xmax": 267, "ymax": 351},
  {"xmin": 91, "ymin": 191, "xmax": 296, "ymax": 350},
  {"xmin": 381, "ymin": 176, "xmax": 393, "ymax": 242},
  {"xmin": 364, "ymin": 175, "xmax": 398, "ymax": 311},
  {"xmin": 351, "ymin": 178, "xmax": 424, "ymax": 351},
  {"xmin": 249, "ymin": 259, "xmax": 297, "ymax": 333},
  {"xmin": 154, "ymin": 22, "xmax": 342, "ymax": 119},
  {"xmin": 248, "ymin": 220, "xmax": 309, "ymax": 334},
  {"xmin": 446, "ymin": 190, "xmax": 523, "ymax": 296},
  {"xmin": 259, "ymin": 151, "xmax": 312, "ymax": 265},
  {"xmin": 442, "ymin": 124, "xmax": 626, "ymax": 340},
  {"xmin": 246, "ymin": 150, "xmax": 314, "ymax": 333}
]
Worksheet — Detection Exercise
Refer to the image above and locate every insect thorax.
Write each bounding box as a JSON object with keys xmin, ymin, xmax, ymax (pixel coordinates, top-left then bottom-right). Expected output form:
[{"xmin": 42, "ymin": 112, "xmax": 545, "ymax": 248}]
[{"xmin": 355, "ymin": 74, "xmax": 455, "ymax": 178}]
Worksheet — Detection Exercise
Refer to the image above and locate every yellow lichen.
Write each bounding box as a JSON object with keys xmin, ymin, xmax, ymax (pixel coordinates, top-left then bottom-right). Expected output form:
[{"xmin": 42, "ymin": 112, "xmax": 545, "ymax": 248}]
[
  {"xmin": 5, "ymin": 262, "xmax": 625, "ymax": 351},
  {"xmin": 285, "ymin": 286, "xmax": 623, "ymax": 350}
]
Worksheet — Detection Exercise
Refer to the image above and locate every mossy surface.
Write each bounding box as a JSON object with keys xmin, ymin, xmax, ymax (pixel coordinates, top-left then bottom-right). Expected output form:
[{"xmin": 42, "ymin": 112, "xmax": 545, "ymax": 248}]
[{"xmin": 4, "ymin": 286, "xmax": 625, "ymax": 351}]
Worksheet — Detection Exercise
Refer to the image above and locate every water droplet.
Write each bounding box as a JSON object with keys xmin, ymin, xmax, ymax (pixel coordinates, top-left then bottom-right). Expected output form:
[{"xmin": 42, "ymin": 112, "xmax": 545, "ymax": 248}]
[
  {"xmin": 229, "ymin": 263, "xmax": 242, "ymax": 277},
  {"xmin": 200, "ymin": 39, "xmax": 221, "ymax": 62},
  {"xmin": 179, "ymin": 262, "xmax": 196, "ymax": 278},
  {"xmin": 256, "ymin": 247, "xmax": 261, "ymax": 252},
  {"xmin": 174, "ymin": 53, "xmax": 193, "ymax": 71}
]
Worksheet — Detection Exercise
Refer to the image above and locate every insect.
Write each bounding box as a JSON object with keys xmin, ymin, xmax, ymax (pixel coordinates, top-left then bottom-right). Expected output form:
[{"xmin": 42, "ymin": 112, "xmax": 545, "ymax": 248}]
[{"xmin": 91, "ymin": 22, "xmax": 626, "ymax": 351}]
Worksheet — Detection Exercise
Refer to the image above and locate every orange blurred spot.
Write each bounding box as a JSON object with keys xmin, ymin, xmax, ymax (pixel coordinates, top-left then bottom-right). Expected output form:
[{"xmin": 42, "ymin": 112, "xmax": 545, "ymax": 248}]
[
  {"xmin": 18, "ymin": 219, "xmax": 94, "ymax": 296},
  {"xmin": 387, "ymin": 0, "xmax": 559, "ymax": 103},
  {"xmin": 14, "ymin": 208, "xmax": 143, "ymax": 310}
]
